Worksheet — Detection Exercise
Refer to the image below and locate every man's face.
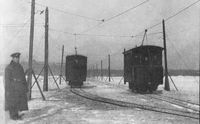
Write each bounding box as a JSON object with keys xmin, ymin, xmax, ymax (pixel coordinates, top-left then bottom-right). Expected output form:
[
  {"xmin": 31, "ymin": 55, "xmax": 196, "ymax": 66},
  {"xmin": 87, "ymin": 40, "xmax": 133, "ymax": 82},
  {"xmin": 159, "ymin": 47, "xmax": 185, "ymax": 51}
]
[{"xmin": 13, "ymin": 57, "xmax": 20, "ymax": 63}]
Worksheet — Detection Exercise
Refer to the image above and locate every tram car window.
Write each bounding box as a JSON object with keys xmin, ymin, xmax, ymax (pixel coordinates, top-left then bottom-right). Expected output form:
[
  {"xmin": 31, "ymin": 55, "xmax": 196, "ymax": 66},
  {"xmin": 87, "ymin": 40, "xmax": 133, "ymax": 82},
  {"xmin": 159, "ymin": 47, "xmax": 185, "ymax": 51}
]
[
  {"xmin": 65, "ymin": 55, "xmax": 87, "ymax": 87},
  {"xmin": 123, "ymin": 45, "xmax": 163, "ymax": 93}
]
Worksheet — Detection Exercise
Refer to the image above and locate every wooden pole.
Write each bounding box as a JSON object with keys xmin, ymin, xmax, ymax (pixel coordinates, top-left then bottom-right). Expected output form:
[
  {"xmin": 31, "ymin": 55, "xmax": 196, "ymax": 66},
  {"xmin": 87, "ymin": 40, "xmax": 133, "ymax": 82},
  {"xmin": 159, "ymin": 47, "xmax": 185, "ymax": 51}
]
[
  {"xmin": 59, "ymin": 45, "xmax": 64, "ymax": 84},
  {"xmin": 43, "ymin": 7, "xmax": 49, "ymax": 91},
  {"xmin": 162, "ymin": 19, "xmax": 170, "ymax": 91},
  {"xmin": 101, "ymin": 60, "xmax": 103, "ymax": 80},
  {"xmin": 108, "ymin": 54, "xmax": 111, "ymax": 82},
  {"xmin": 124, "ymin": 48, "xmax": 126, "ymax": 84},
  {"xmin": 27, "ymin": 0, "xmax": 35, "ymax": 100}
]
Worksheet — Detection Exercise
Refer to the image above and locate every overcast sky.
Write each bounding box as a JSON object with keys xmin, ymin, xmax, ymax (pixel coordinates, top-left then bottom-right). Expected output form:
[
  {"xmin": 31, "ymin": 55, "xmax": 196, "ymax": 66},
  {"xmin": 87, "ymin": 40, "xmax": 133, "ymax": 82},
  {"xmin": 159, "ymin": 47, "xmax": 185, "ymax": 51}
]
[{"xmin": 0, "ymin": 0, "xmax": 199, "ymax": 70}]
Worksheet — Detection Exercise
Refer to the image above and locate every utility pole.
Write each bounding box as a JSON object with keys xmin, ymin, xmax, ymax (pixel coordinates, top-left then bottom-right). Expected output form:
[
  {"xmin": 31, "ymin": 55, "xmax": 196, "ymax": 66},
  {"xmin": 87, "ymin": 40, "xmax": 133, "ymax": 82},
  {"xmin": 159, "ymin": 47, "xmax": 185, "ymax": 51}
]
[
  {"xmin": 124, "ymin": 48, "xmax": 126, "ymax": 78},
  {"xmin": 59, "ymin": 45, "xmax": 64, "ymax": 84},
  {"xmin": 43, "ymin": 7, "xmax": 49, "ymax": 91},
  {"xmin": 108, "ymin": 54, "xmax": 111, "ymax": 82},
  {"xmin": 28, "ymin": 0, "xmax": 35, "ymax": 100},
  {"xmin": 101, "ymin": 60, "xmax": 103, "ymax": 80},
  {"xmin": 162, "ymin": 19, "xmax": 170, "ymax": 91}
]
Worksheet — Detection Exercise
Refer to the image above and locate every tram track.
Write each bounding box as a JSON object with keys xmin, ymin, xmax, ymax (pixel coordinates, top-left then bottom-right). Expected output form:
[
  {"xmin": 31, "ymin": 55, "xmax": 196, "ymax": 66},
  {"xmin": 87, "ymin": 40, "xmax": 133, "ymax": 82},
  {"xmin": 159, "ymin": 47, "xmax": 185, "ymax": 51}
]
[
  {"xmin": 146, "ymin": 94, "xmax": 199, "ymax": 113},
  {"xmin": 92, "ymin": 79, "xmax": 199, "ymax": 113},
  {"xmin": 70, "ymin": 88, "xmax": 199, "ymax": 120}
]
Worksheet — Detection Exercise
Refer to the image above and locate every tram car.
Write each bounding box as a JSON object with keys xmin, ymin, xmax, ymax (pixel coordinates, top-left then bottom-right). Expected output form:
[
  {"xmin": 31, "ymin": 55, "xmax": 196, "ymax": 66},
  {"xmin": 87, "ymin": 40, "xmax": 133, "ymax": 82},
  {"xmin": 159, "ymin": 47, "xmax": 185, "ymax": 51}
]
[
  {"xmin": 123, "ymin": 45, "xmax": 163, "ymax": 93},
  {"xmin": 65, "ymin": 55, "xmax": 87, "ymax": 87}
]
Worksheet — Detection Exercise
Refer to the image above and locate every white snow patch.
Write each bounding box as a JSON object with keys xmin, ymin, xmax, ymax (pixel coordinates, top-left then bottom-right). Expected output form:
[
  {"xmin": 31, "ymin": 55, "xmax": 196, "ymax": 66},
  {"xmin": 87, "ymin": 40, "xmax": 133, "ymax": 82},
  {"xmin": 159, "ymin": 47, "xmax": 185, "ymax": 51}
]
[{"xmin": 70, "ymin": 107, "xmax": 84, "ymax": 112}]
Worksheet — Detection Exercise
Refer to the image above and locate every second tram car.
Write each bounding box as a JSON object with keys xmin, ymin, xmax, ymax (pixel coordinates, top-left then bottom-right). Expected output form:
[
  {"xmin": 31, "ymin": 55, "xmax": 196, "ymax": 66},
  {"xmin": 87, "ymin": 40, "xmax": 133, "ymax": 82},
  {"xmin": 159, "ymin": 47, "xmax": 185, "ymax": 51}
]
[
  {"xmin": 65, "ymin": 55, "xmax": 87, "ymax": 87},
  {"xmin": 123, "ymin": 45, "xmax": 163, "ymax": 93}
]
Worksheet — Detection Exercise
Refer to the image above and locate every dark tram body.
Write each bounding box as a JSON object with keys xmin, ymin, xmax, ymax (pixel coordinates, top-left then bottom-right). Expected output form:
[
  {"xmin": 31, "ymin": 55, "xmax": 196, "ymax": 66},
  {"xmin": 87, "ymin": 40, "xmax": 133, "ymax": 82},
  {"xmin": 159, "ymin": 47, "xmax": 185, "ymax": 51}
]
[
  {"xmin": 65, "ymin": 55, "xmax": 87, "ymax": 87},
  {"xmin": 123, "ymin": 45, "xmax": 163, "ymax": 93}
]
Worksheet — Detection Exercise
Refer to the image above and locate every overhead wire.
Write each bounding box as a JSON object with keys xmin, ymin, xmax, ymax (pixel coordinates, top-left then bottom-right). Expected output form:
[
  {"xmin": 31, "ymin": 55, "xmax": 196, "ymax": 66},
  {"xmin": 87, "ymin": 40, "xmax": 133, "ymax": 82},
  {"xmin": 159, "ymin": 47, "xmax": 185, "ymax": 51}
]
[
  {"xmin": 130, "ymin": 0, "xmax": 200, "ymax": 46},
  {"xmin": 90, "ymin": 0, "xmax": 200, "ymax": 76},
  {"xmin": 48, "ymin": 27, "xmax": 161, "ymax": 38},
  {"xmin": 104, "ymin": 0, "xmax": 148, "ymax": 22},
  {"xmin": 36, "ymin": 0, "xmax": 199, "ymax": 41}
]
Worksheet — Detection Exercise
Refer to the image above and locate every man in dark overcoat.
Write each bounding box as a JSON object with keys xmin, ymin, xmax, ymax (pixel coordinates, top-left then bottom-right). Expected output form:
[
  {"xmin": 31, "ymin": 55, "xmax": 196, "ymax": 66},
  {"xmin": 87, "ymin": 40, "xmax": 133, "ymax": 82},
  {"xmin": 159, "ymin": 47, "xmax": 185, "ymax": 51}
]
[{"xmin": 4, "ymin": 52, "xmax": 28, "ymax": 120}]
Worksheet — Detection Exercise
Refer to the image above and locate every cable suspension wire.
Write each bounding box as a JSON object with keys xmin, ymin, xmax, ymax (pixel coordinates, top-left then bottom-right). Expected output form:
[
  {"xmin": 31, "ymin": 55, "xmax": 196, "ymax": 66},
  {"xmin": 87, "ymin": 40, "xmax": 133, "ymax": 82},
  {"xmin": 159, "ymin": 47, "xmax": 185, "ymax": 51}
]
[
  {"xmin": 79, "ymin": 0, "xmax": 149, "ymax": 34},
  {"xmin": 35, "ymin": 2, "xmax": 101, "ymax": 22}
]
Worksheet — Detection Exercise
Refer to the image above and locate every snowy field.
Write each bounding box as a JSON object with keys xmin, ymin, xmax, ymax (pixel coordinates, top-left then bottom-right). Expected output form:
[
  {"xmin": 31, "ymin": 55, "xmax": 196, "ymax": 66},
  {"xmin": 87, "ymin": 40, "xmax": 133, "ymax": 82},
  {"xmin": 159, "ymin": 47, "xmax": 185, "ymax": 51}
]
[
  {"xmin": 95, "ymin": 76, "xmax": 199, "ymax": 103},
  {"xmin": 101, "ymin": 76, "xmax": 199, "ymax": 94},
  {"xmin": 0, "ymin": 75, "xmax": 199, "ymax": 124}
]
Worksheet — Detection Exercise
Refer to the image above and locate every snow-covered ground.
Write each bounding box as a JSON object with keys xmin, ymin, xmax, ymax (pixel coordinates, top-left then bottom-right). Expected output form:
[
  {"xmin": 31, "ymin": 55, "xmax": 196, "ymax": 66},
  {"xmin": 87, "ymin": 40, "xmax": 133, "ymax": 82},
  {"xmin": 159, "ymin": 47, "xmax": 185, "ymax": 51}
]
[
  {"xmin": 98, "ymin": 76, "xmax": 199, "ymax": 94},
  {"xmin": 97, "ymin": 76, "xmax": 199, "ymax": 103},
  {"xmin": 0, "ymin": 75, "xmax": 199, "ymax": 124}
]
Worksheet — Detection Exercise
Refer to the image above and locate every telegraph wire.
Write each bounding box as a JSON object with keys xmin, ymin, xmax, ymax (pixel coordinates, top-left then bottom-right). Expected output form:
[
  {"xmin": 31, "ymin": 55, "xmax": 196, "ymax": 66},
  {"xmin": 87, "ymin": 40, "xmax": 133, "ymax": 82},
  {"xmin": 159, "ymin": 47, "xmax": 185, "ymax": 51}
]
[{"xmin": 35, "ymin": 2, "xmax": 101, "ymax": 22}]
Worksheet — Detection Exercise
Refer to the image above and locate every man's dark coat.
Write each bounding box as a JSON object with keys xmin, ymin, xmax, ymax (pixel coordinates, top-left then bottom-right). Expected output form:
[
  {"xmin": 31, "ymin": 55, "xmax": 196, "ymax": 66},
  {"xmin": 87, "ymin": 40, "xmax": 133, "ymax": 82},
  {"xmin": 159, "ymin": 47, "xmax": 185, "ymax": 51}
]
[{"xmin": 4, "ymin": 61, "xmax": 28, "ymax": 111}]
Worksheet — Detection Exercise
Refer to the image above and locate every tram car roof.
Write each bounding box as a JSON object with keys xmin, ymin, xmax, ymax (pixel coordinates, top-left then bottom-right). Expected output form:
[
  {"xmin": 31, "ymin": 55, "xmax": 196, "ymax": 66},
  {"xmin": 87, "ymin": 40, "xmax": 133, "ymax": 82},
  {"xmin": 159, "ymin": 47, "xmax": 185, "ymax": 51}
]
[
  {"xmin": 66, "ymin": 54, "xmax": 87, "ymax": 58},
  {"xmin": 123, "ymin": 45, "xmax": 163, "ymax": 55}
]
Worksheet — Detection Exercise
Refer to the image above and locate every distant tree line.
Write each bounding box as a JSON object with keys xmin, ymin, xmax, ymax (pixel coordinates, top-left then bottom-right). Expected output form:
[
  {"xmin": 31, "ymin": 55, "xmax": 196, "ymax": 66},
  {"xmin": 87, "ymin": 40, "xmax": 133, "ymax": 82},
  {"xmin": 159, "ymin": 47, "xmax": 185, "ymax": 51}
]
[{"xmin": 0, "ymin": 61, "xmax": 199, "ymax": 76}]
